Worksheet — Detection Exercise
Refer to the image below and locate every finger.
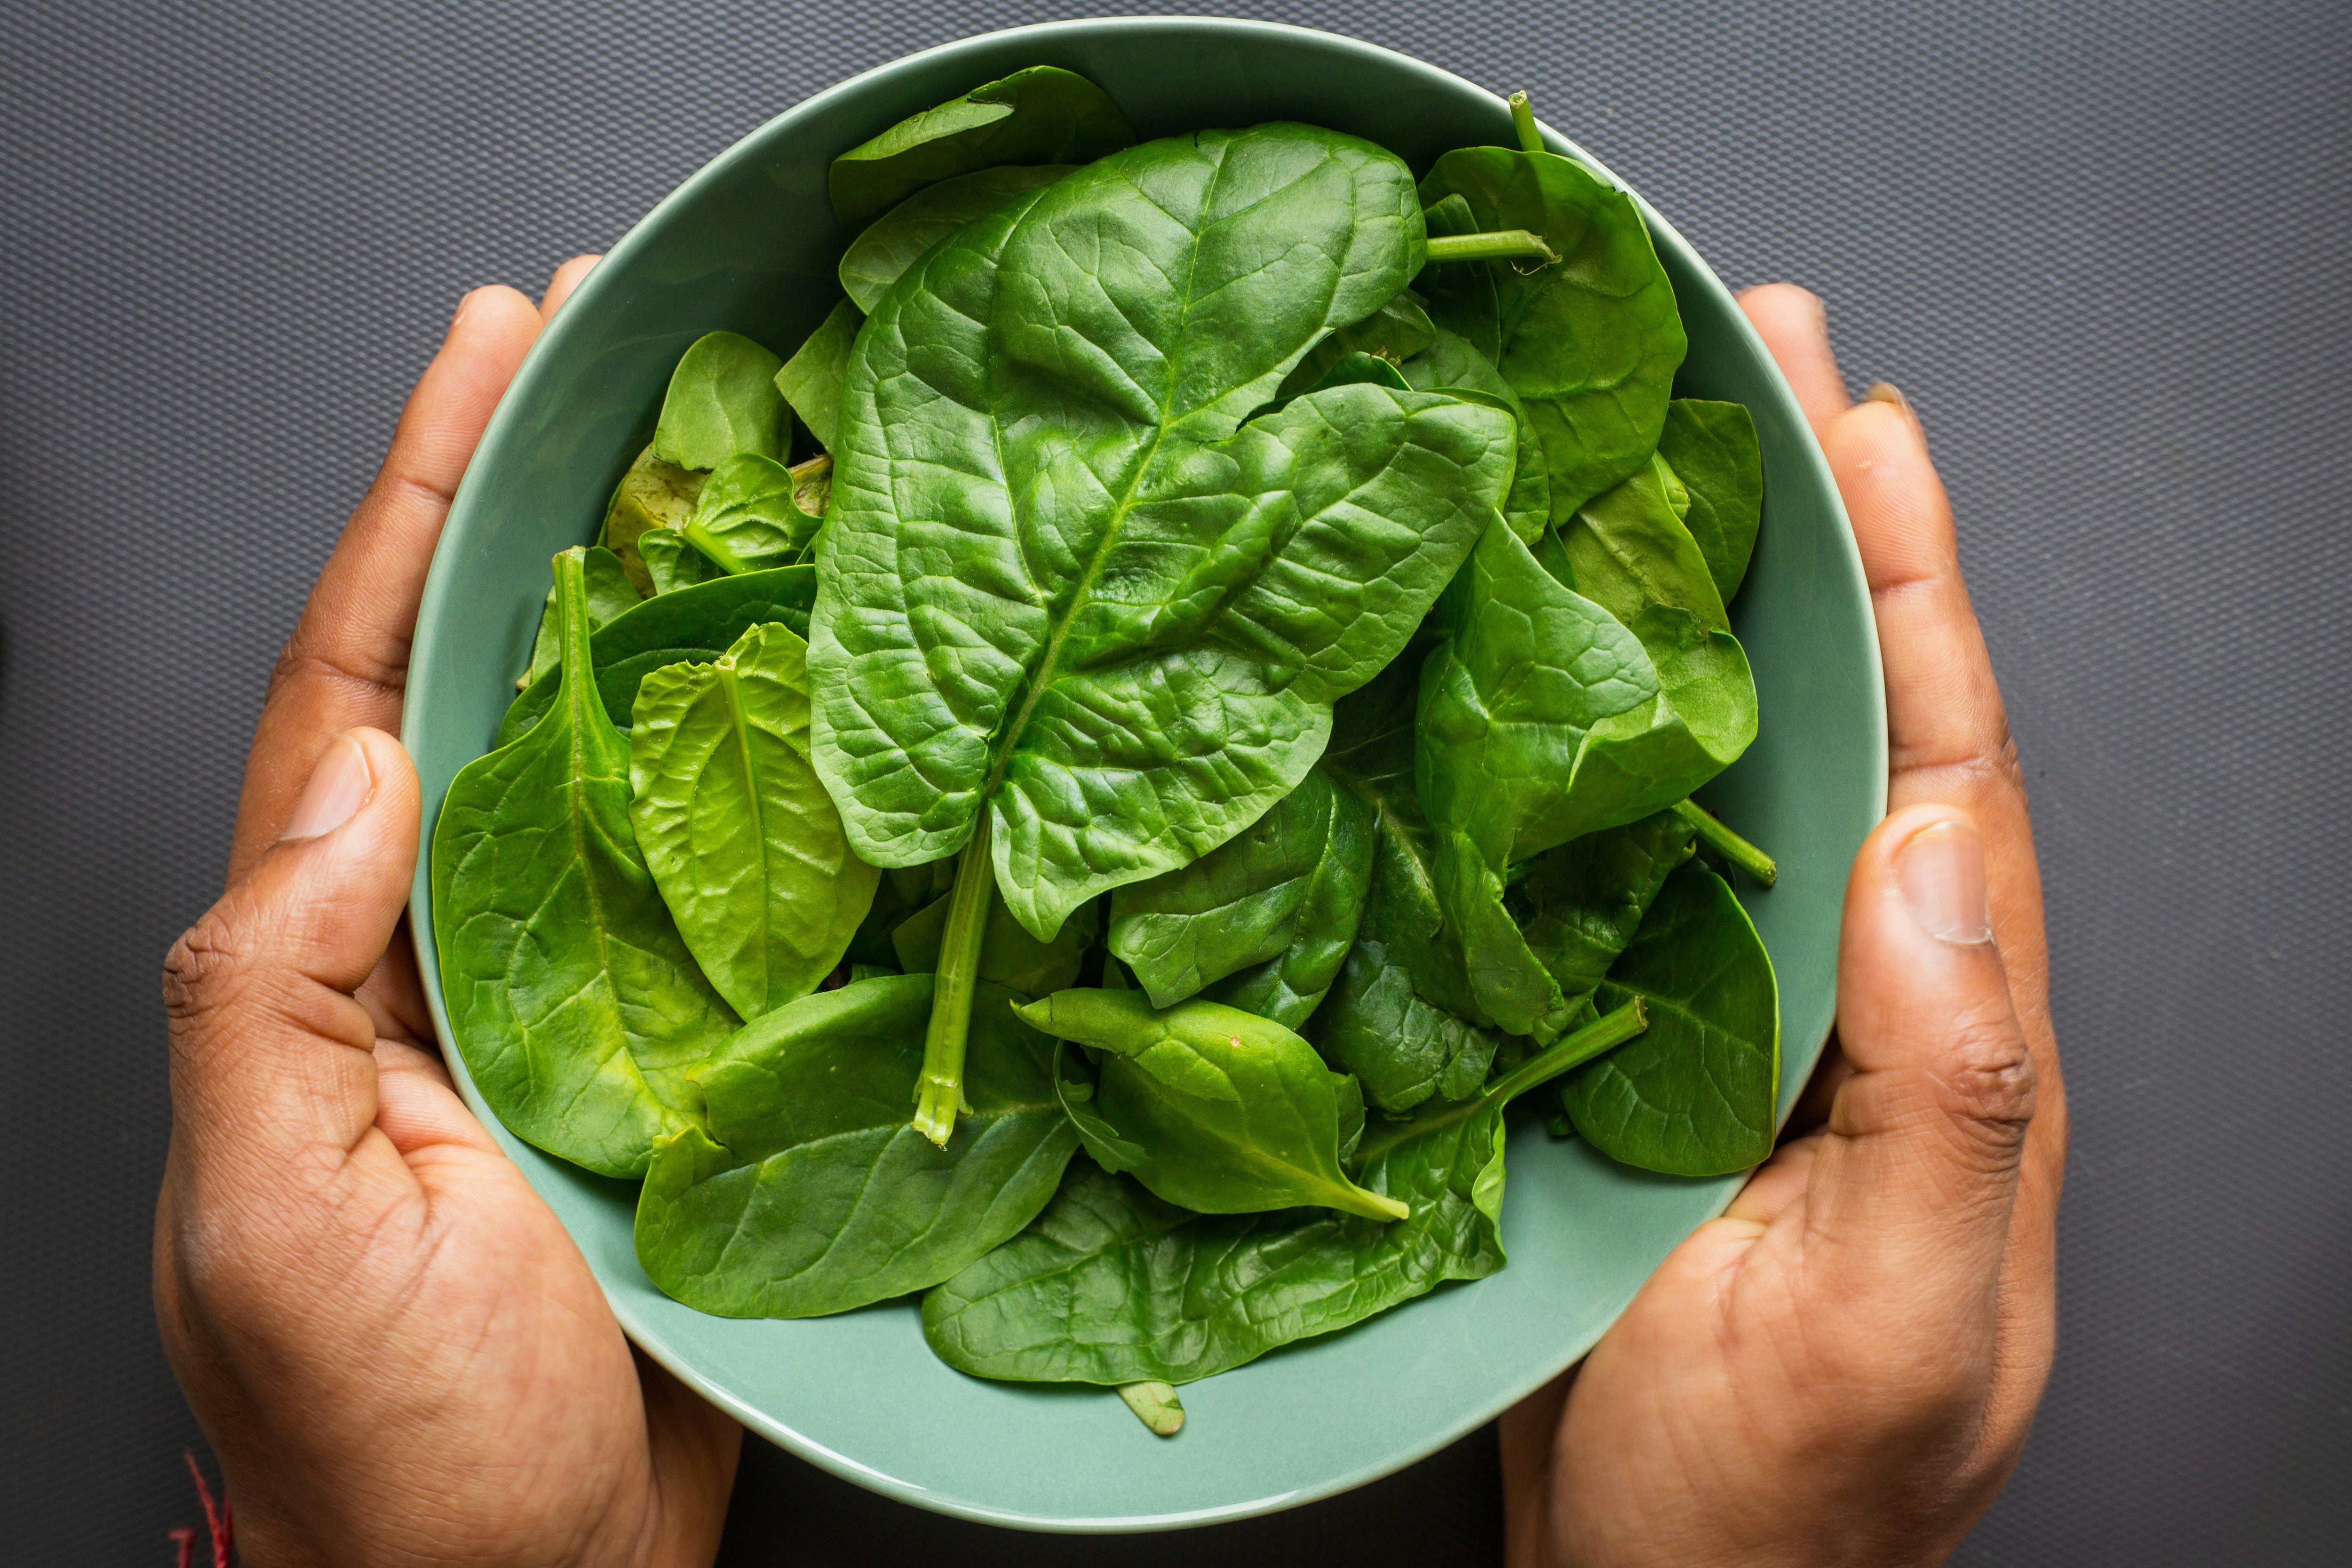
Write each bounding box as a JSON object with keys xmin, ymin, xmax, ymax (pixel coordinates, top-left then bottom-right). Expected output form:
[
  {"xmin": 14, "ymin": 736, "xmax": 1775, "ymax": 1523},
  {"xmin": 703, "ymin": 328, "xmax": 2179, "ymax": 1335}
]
[
  {"xmin": 1738, "ymin": 283, "xmax": 1851, "ymax": 437},
  {"xmin": 1719, "ymin": 1131, "xmax": 1820, "ymax": 1227},
  {"xmin": 1821, "ymin": 395, "xmax": 2063, "ymax": 1186},
  {"xmin": 165, "ymin": 729, "xmax": 421, "ymax": 1183},
  {"xmin": 372, "ymin": 1037, "xmax": 503, "ymax": 1162},
  {"xmin": 540, "ymin": 253, "xmax": 602, "ymax": 319},
  {"xmin": 228, "ymin": 287, "xmax": 543, "ymax": 878},
  {"xmin": 1803, "ymin": 804, "xmax": 2034, "ymax": 1302},
  {"xmin": 1498, "ymin": 1368, "xmax": 1575, "ymax": 1568},
  {"xmin": 637, "ymin": 1349, "xmax": 744, "ymax": 1563}
]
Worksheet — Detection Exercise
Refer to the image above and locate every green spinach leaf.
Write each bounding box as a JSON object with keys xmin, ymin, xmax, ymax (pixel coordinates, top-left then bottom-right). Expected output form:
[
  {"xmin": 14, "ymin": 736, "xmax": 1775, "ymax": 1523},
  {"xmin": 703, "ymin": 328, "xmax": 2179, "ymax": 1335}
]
[
  {"xmin": 827, "ymin": 65, "xmax": 1135, "ymax": 233},
  {"xmin": 629, "ymin": 621, "xmax": 878, "ymax": 1021},
  {"xmin": 1657, "ymin": 398, "xmax": 1764, "ymax": 602},
  {"xmin": 923, "ymin": 1001, "xmax": 1646, "ymax": 1384},
  {"xmin": 680, "ymin": 452, "xmax": 824, "ymax": 575},
  {"xmin": 1510, "ymin": 808, "xmax": 1696, "ymax": 1002},
  {"xmin": 638, "ymin": 528, "xmax": 722, "ymax": 596},
  {"xmin": 652, "ymin": 331, "xmax": 788, "ymax": 470},
  {"xmin": 1017, "ymin": 989, "xmax": 1406, "ymax": 1221},
  {"xmin": 774, "ymin": 300, "xmax": 860, "ymax": 454},
  {"xmin": 431, "ymin": 548, "xmax": 739, "ymax": 1178},
  {"xmin": 810, "ymin": 124, "xmax": 1514, "ymax": 1140},
  {"xmin": 1276, "ymin": 290, "xmax": 1435, "ymax": 401},
  {"xmin": 1106, "ymin": 766, "xmax": 1372, "ymax": 1018},
  {"xmin": 497, "ymin": 566, "xmax": 817, "ymax": 747},
  {"xmin": 520, "ymin": 543, "xmax": 638, "ymax": 689},
  {"xmin": 838, "ymin": 165, "xmax": 1073, "ymax": 312},
  {"xmin": 1416, "ymin": 143, "xmax": 1685, "ymax": 520},
  {"xmin": 1563, "ymin": 864, "xmax": 1779, "ymax": 1176},
  {"xmin": 1557, "ymin": 454, "xmax": 1728, "ymax": 634},
  {"xmin": 1415, "ymin": 518, "xmax": 1659, "ymax": 1037},
  {"xmin": 601, "ymin": 444, "xmax": 707, "ymax": 595},
  {"xmin": 1398, "ymin": 323, "xmax": 1551, "ymax": 542},
  {"xmin": 634, "ymin": 974, "xmax": 1079, "ymax": 1316}
]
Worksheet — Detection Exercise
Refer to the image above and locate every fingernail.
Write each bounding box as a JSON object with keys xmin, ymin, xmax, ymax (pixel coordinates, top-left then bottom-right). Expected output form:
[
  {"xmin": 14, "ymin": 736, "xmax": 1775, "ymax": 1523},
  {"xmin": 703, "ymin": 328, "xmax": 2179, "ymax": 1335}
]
[
  {"xmin": 281, "ymin": 733, "xmax": 373, "ymax": 842},
  {"xmin": 1865, "ymin": 381, "xmax": 1911, "ymax": 414},
  {"xmin": 1895, "ymin": 818, "xmax": 1992, "ymax": 945}
]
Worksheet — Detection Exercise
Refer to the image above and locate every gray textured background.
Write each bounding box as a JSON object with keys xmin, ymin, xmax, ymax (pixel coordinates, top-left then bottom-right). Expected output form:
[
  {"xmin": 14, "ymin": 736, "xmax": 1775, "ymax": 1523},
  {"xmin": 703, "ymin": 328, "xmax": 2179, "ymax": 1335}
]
[{"xmin": 4, "ymin": 2, "xmax": 2347, "ymax": 1562}]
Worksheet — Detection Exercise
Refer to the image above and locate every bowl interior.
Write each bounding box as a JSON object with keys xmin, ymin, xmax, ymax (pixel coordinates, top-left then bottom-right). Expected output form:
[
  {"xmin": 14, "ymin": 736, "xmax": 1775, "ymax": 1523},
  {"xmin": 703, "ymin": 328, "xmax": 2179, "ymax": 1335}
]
[{"xmin": 403, "ymin": 16, "xmax": 1885, "ymax": 1532}]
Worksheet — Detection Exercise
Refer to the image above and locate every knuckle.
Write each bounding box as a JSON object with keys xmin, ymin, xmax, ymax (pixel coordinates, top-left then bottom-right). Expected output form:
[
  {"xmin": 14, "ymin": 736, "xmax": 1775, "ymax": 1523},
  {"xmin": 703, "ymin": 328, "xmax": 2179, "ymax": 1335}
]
[
  {"xmin": 162, "ymin": 912, "xmax": 249, "ymax": 1028},
  {"xmin": 1936, "ymin": 1005, "xmax": 2038, "ymax": 1160}
]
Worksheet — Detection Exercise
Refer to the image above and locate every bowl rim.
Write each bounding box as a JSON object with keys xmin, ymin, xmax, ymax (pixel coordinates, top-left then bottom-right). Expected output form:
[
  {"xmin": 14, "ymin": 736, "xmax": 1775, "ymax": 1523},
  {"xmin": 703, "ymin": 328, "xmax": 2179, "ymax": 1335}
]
[{"xmin": 405, "ymin": 12, "xmax": 1887, "ymax": 1531}]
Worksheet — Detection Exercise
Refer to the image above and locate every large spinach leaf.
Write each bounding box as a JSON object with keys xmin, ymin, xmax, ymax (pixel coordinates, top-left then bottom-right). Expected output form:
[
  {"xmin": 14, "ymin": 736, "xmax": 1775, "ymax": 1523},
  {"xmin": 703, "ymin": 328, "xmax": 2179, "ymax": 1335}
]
[
  {"xmin": 827, "ymin": 65, "xmax": 1135, "ymax": 233},
  {"xmin": 519, "ymin": 543, "xmax": 638, "ymax": 690},
  {"xmin": 1563, "ymin": 864, "xmax": 1779, "ymax": 1176},
  {"xmin": 838, "ymin": 165, "xmax": 1073, "ymax": 313},
  {"xmin": 1106, "ymin": 765, "xmax": 1371, "ymax": 1019},
  {"xmin": 634, "ymin": 974, "xmax": 1079, "ymax": 1316},
  {"xmin": 1657, "ymin": 398, "xmax": 1764, "ymax": 602},
  {"xmin": 1416, "ymin": 135, "xmax": 1685, "ymax": 521},
  {"xmin": 774, "ymin": 300, "xmax": 860, "ymax": 454},
  {"xmin": 1017, "ymin": 989, "xmax": 1405, "ymax": 1221},
  {"xmin": 431, "ymin": 549, "xmax": 739, "ymax": 1178},
  {"xmin": 810, "ymin": 123, "xmax": 1515, "ymax": 1140},
  {"xmin": 922, "ymin": 1000, "xmax": 1647, "ymax": 1385},
  {"xmin": 497, "ymin": 566, "xmax": 817, "ymax": 747},
  {"xmin": 629, "ymin": 622, "xmax": 877, "ymax": 1021}
]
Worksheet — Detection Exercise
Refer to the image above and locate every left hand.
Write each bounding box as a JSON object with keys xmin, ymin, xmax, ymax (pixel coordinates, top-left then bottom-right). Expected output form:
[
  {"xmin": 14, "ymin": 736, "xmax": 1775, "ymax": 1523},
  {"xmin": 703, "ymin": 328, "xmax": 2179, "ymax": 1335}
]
[
  {"xmin": 153, "ymin": 257, "xmax": 744, "ymax": 1568},
  {"xmin": 1500, "ymin": 285, "xmax": 2066, "ymax": 1568}
]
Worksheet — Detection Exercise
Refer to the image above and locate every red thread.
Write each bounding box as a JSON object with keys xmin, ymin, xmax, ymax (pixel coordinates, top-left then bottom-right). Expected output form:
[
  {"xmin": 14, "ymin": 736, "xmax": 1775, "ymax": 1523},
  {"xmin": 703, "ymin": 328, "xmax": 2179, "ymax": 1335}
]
[{"xmin": 170, "ymin": 1453, "xmax": 232, "ymax": 1568}]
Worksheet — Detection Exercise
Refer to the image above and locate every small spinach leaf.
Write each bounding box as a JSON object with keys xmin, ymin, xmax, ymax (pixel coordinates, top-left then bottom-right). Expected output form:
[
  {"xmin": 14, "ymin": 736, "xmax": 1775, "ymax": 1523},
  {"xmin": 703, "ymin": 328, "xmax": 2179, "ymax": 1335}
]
[
  {"xmin": 1276, "ymin": 290, "xmax": 1435, "ymax": 401},
  {"xmin": 634, "ymin": 974, "xmax": 1079, "ymax": 1316},
  {"xmin": 652, "ymin": 331, "xmax": 788, "ymax": 470},
  {"xmin": 497, "ymin": 566, "xmax": 817, "ymax": 747},
  {"xmin": 1417, "ymin": 145, "xmax": 1685, "ymax": 520},
  {"xmin": 1558, "ymin": 454, "xmax": 1728, "ymax": 634},
  {"xmin": 1016, "ymin": 989, "xmax": 1406, "ymax": 1222},
  {"xmin": 1106, "ymin": 766, "xmax": 1372, "ymax": 1016},
  {"xmin": 1416, "ymin": 518, "xmax": 1659, "ymax": 1037},
  {"xmin": 680, "ymin": 452, "xmax": 823, "ymax": 574},
  {"xmin": 432, "ymin": 549, "xmax": 739, "ymax": 1178},
  {"xmin": 1510, "ymin": 809, "xmax": 1696, "ymax": 1002},
  {"xmin": 774, "ymin": 300, "xmax": 860, "ymax": 453},
  {"xmin": 638, "ymin": 528, "xmax": 722, "ymax": 595},
  {"xmin": 520, "ymin": 543, "xmax": 638, "ymax": 689},
  {"xmin": 923, "ymin": 1001, "xmax": 1646, "ymax": 1385},
  {"xmin": 629, "ymin": 622, "xmax": 879, "ymax": 1020},
  {"xmin": 1657, "ymin": 398, "xmax": 1764, "ymax": 602},
  {"xmin": 1563, "ymin": 864, "xmax": 1780, "ymax": 1176},
  {"xmin": 1399, "ymin": 323, "xmax": 1551, "ymax": 542},
  {"xmin": 827, "ymin": 65, "xmax": 1135, "ymax": 233},
  {"xmin": 838, "ymin": 165, "xmax": 1073, "ymax": 312},
  {"xmin": 601, "ymin": 444, "xmax": 707, "ymax": 595},
  {"xmin": 890, "ymin": 882, "xmax": 1098, "ymax": 998}
]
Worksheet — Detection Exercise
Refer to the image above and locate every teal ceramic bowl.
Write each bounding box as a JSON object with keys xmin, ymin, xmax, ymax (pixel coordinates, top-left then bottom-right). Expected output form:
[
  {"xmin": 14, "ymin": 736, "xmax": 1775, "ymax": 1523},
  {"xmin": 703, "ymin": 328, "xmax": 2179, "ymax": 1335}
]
[{"xmin": 404, "ymin": 16, "xmax": 1885, "ymax": 1532}]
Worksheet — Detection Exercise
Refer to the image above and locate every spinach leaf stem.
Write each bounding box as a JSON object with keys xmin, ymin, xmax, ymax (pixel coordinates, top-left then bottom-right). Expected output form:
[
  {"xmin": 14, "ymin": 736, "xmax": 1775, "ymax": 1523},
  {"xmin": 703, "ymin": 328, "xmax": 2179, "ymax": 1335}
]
[
  {"xmin": 1423, "ymin": 229, "xmax": 1560, "ymax": 266},
  {"xmin": 913, "ymin": 814, "xmax": 997, "ymax": 1144},
  {"xmin": 1672, "ymin": 799, "xmax": 1777, "ymax": 886}
]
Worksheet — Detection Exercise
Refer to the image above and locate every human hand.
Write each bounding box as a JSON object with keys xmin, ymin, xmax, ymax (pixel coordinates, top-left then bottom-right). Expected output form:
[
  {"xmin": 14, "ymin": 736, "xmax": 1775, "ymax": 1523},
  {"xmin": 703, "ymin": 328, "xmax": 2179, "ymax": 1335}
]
[
  {"xmin": 154, "ymin": 259, "xmax": 742, "ymax": 1568},
  {"xmin": 1501, "ymin": 286, "xmax": 2066, "ymax": 1568}
]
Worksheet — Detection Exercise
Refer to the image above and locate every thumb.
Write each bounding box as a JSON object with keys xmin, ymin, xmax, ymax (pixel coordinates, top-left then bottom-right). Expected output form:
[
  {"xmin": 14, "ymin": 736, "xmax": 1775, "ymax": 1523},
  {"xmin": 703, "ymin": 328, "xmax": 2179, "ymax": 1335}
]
[
  {"xmin": 1803, "ymin": 803, "xmax": 2038, "ymax": 1295},
  {"xmin": 163, "ymin": 728, "xmax": 421, "ymax": 1185}
]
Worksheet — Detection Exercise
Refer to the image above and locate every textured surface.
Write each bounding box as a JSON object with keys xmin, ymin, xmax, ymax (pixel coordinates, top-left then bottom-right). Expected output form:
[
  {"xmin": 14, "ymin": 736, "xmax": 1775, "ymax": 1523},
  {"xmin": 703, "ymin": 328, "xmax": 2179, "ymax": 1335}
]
[{"xmin": 1, "ymin": 1, "xmax": 2346, "ymax": 1563}]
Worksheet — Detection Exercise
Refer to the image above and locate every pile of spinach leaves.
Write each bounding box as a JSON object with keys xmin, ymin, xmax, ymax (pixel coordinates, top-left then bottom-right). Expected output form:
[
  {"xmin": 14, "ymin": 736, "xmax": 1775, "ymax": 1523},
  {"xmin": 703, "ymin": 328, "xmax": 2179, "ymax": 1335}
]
[{"xmin": 431, "ymin": 72, "xmax": 1784, "ymax": 1432}]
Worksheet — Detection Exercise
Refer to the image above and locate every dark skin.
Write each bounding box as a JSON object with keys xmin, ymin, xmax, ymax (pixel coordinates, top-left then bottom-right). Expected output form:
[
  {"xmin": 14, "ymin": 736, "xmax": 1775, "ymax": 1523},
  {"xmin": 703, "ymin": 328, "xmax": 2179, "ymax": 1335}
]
[{"xmin": 156, "ymin": 263, "xmax": 2058, "ymax": 1568}]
